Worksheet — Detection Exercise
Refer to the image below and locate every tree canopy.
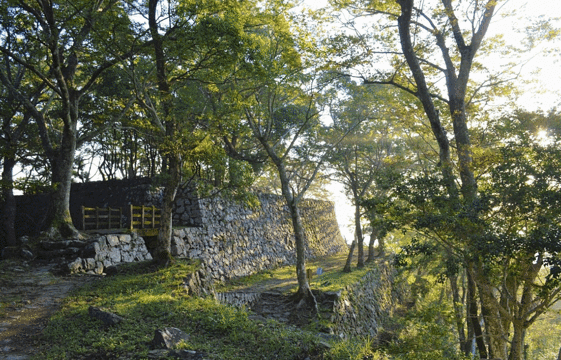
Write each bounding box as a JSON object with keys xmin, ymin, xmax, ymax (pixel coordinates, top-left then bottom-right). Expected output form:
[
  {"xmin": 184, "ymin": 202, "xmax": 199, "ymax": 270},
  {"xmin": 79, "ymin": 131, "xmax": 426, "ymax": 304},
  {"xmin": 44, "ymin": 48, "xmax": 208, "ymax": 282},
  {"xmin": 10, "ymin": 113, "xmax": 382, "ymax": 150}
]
[{"xmin": 1, "ymin": 1, "xmax": 561, "ymax": 357}]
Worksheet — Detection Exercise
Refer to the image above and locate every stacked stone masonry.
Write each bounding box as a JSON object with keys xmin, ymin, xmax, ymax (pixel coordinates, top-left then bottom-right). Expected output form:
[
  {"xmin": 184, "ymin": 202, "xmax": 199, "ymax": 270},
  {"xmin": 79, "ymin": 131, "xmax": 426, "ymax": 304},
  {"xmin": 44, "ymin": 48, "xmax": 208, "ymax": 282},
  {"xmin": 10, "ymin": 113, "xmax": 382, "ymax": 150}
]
[
  {"xmin": 43, "ymin": 233, "xmax": 153, "ymax": 275},
  {"xmin": 61, "ymin": 193, "xmax": 345, "ymax": 281},
  {"xmin": 171, "ymin": 193, "xmax": 347, "ymax": 282},
  {"xmin": 331, "ymin": 262, "xmax": 398, "ymax": 338}
]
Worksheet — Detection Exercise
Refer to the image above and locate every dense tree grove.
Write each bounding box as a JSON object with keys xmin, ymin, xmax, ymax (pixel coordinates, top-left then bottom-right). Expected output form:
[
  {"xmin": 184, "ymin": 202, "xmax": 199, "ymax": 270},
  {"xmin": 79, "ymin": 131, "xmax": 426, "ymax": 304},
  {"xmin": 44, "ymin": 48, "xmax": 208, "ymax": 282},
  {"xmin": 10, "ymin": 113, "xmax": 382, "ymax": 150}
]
[{"xmin": 1, "ymin": 0, "xmax": 560, "ymax": 358}]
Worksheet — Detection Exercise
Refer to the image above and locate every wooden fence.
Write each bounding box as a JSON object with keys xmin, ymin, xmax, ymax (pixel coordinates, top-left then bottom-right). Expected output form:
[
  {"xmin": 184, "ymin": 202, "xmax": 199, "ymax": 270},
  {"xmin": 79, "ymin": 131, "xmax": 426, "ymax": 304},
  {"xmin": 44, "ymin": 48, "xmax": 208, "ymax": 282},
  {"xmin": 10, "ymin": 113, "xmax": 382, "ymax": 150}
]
[
  {"xmin": 81, "ymin": 205, "xmax": 161, "ymax": 236},
  {"xmin": 129, "ymin": 205, "xmax": 161, "ymax": 236},
  {"xmin": 82, "ymin": 206, "xmax": 122, "ymax": 231}
]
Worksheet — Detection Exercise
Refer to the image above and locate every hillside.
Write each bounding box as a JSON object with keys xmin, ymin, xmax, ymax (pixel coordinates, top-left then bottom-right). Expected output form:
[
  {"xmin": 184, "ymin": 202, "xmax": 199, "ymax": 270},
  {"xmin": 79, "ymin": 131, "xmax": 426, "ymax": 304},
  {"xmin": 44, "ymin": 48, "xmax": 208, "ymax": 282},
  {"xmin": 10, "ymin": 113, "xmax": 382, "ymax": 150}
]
[{"xmin": 0, "ymin": 253, "xmax": 383, "ymax": 360}]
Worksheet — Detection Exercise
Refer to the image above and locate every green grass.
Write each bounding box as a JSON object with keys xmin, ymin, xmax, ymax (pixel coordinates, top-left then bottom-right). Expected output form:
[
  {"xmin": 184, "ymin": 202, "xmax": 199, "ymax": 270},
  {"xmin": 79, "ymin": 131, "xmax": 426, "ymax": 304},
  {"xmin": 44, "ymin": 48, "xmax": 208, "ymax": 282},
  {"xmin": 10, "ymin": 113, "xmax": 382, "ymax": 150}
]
[
  {"xmin": 309, "ymin": 264, "xmax": 374, "ymax": 293},
  {"xmin": 216, "ymin": 252, "xmax": 375, "ymax": 294},
  {"xmin": 35, "ymin": 258, "xmax": 375, "ymax": 360}
]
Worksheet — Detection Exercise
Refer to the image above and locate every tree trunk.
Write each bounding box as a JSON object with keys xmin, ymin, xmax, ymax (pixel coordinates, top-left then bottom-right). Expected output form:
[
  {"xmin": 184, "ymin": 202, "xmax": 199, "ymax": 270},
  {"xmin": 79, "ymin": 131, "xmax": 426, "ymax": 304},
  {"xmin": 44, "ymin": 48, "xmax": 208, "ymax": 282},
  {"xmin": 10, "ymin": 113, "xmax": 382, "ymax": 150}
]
[
  {"xmin": 272, "ymin": 159, "xmax": 314, "ymax": 303},
  {"xmin": 366, "ymin": 227, "xmax": 377, "ymax": 262},
  {"xmin": 450, "ymin": 274, "xmax": 468, "ymax": 354},
  {"xmin": 343, "ymin": 240, "xmax": 356, "ymax": 273},
  {"xmin": 286, "ymin": 198, "xmax": 314, "ymax": 303},
  {"xmin": 478, "ymin": 279, "xmax": 508, "ymax": 360},
  {"xmin": 148, "ymin": 0, "xmax": 181, "ymax": 262},
  {"xmin": 354, "ymin": 202, "xmax": 364, "ymax": 268},
  {"xmin": 467, "ymin": 269, "xmax": 488, "ymax": 359},
  {"xmin": 508, "ymin": 320, "xmax": 525, "ymax": 360},
  {"xmin": 1, "ymin": 155, "xmax": 17, "ymax": 248},
  {"xmin": 154, "ymin": 154, "xmax": 181, "ymax": 262},
  {"xmin": 508, "ymin": 257, "xmax": 542, "ymax": 360},
  {"xmin": 45, "ymin": 120, "xmax": 79, "ymax": 239},
  {"xmin": 396, "ymin": 0, "xmax": 458, "ymax": 199}
]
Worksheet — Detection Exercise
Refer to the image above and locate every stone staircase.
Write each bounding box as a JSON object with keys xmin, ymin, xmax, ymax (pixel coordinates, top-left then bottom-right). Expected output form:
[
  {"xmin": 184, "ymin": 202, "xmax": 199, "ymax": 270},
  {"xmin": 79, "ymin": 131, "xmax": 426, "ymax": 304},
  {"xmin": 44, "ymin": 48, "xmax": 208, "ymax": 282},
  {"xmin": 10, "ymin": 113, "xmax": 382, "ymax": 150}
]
[{"xmin": 216, "ymin": 289, "xmax": 341, "ymax": 326}]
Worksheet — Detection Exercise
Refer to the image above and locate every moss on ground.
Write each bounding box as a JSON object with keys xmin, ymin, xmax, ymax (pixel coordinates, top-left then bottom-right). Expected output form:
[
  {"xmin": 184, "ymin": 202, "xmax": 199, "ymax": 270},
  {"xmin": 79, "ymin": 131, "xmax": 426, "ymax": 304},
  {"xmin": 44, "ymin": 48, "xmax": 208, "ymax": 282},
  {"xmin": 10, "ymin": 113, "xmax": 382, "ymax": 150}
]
[{"xmin": 216, "ymin": 252, "xmax": 375, "ymax": 294}]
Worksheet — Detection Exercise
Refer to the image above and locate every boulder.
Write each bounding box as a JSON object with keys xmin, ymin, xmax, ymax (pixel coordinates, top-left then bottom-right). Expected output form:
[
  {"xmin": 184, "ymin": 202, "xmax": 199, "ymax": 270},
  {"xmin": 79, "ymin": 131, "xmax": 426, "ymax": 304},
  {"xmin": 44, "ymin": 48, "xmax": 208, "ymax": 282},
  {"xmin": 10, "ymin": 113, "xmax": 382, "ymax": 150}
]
[
  {"xmin": 88, "ymin": 306, "xmax": 125, "ymax": 326},
  {"xmin": 68, "ymin": 258, "xmax": 83, "ymax": 273},
  {"xmin": 152, "ymin": 327, "xmax": 190, "ymax": 349}
]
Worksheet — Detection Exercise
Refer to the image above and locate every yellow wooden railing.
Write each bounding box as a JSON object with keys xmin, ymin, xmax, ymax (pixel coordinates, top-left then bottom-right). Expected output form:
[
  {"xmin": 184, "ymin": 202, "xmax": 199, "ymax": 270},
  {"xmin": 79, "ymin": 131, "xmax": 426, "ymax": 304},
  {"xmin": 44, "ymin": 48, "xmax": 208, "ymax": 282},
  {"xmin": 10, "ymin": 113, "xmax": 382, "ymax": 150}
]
[
  {"xmin": 81, "ymin": 204, "xmax": 161, "ymax": 236},
  {"xmin": 129, "ymin": 204, "xmax": 161, "ymax": 236},
  {"xmin": 82, "ymin": 206, "xmax": 122, "ymax": 231}
]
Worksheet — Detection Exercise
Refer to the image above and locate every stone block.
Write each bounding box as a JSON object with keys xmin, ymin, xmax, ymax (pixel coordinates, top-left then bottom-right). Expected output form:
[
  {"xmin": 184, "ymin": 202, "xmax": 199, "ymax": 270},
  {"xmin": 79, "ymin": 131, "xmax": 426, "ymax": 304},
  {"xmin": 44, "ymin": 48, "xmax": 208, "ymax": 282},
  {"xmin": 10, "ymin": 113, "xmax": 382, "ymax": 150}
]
[
  {"xmin": 95, "ymin": 261, "xmax": 104, "ymax": 275},
  {"xmin": 189, "ymin": 249, "xmax": 201, "ymax": 258},
  {"xmin": 122, "ymin": 252, "xmax": 134, "ymax": 263},
  {"xmin": 106, "ymin": 235, "xmax": 120, "ymax": 247},
  {"xmin": 68, "ymin": 257, "xmax": 83, "ymax": 273},
  {"xmin": 84, "ymin": 257, "xmax": 96, "ymax": 270},
  {"xmin": 109, "ymin": 248, "xmax": 121, "ymax": 263}
]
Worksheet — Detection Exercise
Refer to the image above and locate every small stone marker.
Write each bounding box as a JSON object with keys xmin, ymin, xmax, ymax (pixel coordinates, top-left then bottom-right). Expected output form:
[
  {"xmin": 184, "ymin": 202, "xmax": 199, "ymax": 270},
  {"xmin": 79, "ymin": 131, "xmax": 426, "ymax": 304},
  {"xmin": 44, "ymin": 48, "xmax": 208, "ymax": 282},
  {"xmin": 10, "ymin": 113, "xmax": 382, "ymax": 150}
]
[{"xmin": 316, "ymin": 267, "xmax": 323, "ymax": 276}]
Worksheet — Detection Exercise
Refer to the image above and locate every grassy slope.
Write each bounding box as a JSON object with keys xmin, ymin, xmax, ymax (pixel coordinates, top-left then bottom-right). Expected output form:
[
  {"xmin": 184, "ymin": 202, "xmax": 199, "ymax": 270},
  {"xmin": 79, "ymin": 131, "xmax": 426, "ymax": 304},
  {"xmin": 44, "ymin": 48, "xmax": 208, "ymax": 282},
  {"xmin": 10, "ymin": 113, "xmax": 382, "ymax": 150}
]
[{"xmin": 35, "ymin": 256, "xmax": 378, "ymax": 360}]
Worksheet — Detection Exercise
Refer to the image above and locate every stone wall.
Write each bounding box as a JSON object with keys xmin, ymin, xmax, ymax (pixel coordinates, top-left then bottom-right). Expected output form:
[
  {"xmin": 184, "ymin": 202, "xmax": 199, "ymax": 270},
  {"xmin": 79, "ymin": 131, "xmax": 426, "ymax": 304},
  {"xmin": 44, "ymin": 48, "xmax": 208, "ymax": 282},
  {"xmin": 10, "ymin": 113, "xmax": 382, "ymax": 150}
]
[
  {"xmin": 39, "ymin": 234, "xmax": 152, "ymax": 275},
  {"xmin": 170, "ymin": 194, "xmax": 347, "ymax": 282},
  {"xmin": 171, "ymin": 185, "xmax": 202, "ymax": 227},
  {"xmin": 12, "ymin": 178, "xmax": 202, "ymax": 237},
  {"xmin": 331, "ymin": 262, "xmax": 399, "ymax": 338}
]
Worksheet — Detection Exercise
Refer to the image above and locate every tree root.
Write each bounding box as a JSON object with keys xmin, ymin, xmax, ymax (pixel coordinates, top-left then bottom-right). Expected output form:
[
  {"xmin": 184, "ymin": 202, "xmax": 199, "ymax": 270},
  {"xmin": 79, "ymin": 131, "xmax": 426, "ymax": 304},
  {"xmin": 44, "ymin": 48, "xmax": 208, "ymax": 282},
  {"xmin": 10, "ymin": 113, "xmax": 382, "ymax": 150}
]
[{"xmin": 293, "ymin": 287, "xmax": 319, "ymax": 318}]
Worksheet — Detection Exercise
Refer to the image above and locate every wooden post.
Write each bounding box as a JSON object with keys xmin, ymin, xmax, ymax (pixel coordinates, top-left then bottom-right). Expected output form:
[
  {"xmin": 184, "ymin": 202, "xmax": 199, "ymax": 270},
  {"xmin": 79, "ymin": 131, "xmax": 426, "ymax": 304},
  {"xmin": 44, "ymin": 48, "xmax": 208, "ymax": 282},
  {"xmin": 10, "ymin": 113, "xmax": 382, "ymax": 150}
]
[
  {"xmin": 151, "ymin": 205, "xmax": 155, "ymax": 228},
  {"xmin": 141, "ymin": 205, "xmax": 145, "ymax": 229},
  {"xmin": 306, "ymin": 268, "xmax": 313, "ymax": 282},
  {"xmin": 130, "ymin": 204, "xmax": 133, "ymax": 232}
]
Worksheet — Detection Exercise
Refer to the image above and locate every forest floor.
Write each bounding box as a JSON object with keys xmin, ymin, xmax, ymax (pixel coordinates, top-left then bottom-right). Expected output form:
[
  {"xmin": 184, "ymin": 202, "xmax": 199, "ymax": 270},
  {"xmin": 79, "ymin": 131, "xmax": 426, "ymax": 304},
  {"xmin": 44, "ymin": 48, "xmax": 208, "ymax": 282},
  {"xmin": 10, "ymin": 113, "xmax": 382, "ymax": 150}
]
[{"xmin": 0, "ymin": 252, "xmax": 356, "ymax": 360}]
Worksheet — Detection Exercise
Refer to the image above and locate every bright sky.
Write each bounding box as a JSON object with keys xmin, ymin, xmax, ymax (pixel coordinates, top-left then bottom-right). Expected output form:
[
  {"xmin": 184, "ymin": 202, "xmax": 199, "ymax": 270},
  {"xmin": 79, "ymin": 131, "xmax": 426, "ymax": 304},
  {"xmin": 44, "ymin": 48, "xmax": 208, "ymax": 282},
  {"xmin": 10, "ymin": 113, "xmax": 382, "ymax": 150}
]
[{"xmin": 322, "ymin": 0, "xmax": 561, "ymax": 243}]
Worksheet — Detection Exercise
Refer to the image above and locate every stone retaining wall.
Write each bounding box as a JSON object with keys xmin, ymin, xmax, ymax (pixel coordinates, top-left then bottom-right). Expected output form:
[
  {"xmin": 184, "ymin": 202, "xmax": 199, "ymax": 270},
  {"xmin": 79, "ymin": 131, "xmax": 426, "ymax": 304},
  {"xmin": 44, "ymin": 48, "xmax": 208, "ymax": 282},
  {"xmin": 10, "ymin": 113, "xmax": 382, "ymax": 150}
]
[
  {"xmin": 57, "ymin": 193, "xmax": 345, "ymax": 280},
  {"xmin": 171, "ymin": 194, "xmax": 347, "ymax": 282},
  {"xmin": 331, "ymin": 262, "xmax": 398, "ymax": 338},
  {"xmin": 40, "ymin": 234, "xmax": 152, "ymax": 274}
]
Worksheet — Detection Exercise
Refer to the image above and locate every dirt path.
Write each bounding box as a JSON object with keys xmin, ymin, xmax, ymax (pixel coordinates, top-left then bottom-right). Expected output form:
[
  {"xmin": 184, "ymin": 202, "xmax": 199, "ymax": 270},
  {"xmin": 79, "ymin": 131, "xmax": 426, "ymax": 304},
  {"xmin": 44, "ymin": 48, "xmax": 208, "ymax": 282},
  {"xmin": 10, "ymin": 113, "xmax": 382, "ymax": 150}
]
[{"xmin": 0, "ymin": 260, "xmax": 93, "ymax": 360}]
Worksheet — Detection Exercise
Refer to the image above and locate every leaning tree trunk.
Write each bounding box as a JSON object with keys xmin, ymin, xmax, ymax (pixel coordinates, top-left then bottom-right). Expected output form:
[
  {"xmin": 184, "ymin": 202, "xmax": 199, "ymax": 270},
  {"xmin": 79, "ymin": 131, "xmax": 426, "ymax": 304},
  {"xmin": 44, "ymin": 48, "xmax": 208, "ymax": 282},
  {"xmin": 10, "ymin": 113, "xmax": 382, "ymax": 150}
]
[
  {"xmin": 396, "ymin": 0, "xmax": 458, "ymax": 199},
  {"xmin": 1, "ymin": 155, "xmax": 17, "ymax": 248},
  {"xmin": 286, "ymin": 198, "xmax": 314, "ymax": 302},
  {"xmin": 270, "ymin": 157, "xmax": 314, "ymax": 304}
]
